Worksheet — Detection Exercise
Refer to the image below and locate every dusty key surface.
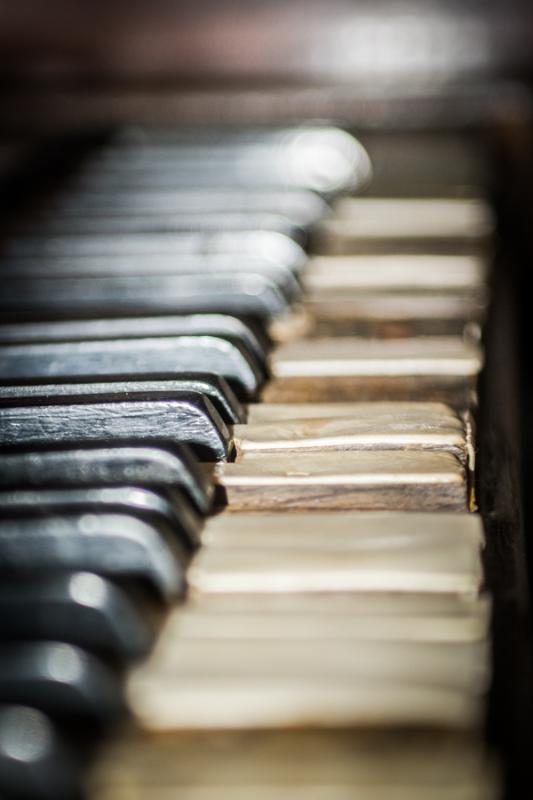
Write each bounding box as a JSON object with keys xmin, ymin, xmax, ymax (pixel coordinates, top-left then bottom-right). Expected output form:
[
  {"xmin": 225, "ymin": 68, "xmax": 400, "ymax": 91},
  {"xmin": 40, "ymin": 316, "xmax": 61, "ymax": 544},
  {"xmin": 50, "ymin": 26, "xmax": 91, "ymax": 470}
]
[
  {"xmin": 265, "ymin": 336, "xmax": 482, "ymax": 407},
  {"xmin": 211, "ymin": 451, "xmax": 468, "ymax": 511},
  {"xmin": 194, "ymin": 512, "xmax": 483, "ymax": 597}
]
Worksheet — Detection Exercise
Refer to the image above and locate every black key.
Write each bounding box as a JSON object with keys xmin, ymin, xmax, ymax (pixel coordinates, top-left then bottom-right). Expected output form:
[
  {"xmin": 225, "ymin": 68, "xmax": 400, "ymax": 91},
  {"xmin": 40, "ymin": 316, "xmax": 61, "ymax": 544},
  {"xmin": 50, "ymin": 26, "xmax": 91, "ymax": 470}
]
[
  {"xmin": 19, "ymin": 210, "xmax": 306, "ymax": 244},
  {"xmin": 0, "ymin": 375, "xmax": 246, "ymax": 426},
  {"xmin": 0, "ymin": 394, "xmax": 232, "ymax": 462},
  {"xmin": 0, "ymin": 705, "xmax": 81, "ymax": 800},
  {"xmin": 75, "ymin": 126, "xmax": 370, "ymax": 194},
  {"xmin": 0, "ymin": 643, "xmax": 124, "ymax": 726},
  {"xmin": 48, "ymin": 188, "xmax": 328, "ymax": 228},
  {"xmin": 0, "ymin": 230, "xmax": 305, "ymax": 268},
  {"xmin": 0, "ymin": 572, "xmax": 154, "ymax": 663},
  {"xmin": 0, "ymin": 314, "xmax": 267, "ymax": 376},
  {"xmin": 0, "ymin": 252, "xmax": 304, "ymax": 284},
  {"xmin": 0, "ymin": 442, "xmax": 213, "ymax": 515},
  {"xmin": 0, "ymin": 339, "xmax": 262, "ymax": 401},
  {"xmin": 0, "ymin": 273, "xmax": 295, "ymax": 323},
  {"xmin": 0, "ymin": 485, "xmax": 200, "ymax": 551},
  {"xmin": 0, "ymin": 513, "xmax": 184, "ymax": 601}
]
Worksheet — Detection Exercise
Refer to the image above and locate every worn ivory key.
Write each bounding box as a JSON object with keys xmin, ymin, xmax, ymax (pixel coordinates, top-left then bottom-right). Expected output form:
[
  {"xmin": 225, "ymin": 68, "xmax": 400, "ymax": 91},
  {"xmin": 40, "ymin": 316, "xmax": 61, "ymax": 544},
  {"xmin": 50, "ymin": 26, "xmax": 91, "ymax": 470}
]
[
  {"xmin": 209, "ymin": 451, "xmax": 469, "ymax": 511},
  {"xmin": 127, "ymin": 635, "xmax": 489, "ymax": 730},
  {"xmin": 193, "ymin": 512, "xmax": 484, "ymax": 598},
  {"xmin": 263, "ymin": 336, "xmax": 482, "ymax": 407},
  {"xmin": 167, "ymin": 598, "xmax": 490, "ymax": 643},
  {"xmin": 247, "ymin": 400, "xmax": 460, "ymax": 423},
  {"xmin": 302, "ymin": 254, "xmax": 487, "ymax": 337},
  {"xmin": 305, "ymin": 254, "xmax": 488, "ymax": 292},
  {"xmin": 127, "ymin": 518, "xmax": 488, "ymax": 731},
  {"xmin": 303, "ymin": 290, "xmax": 486, "ymax": 338},
  {"xmin": 317, "ymin": 197, "xmax": 494, "ymax": 254},
  {"xmin": 297, "ymin": 253, "xmax": 488, "ymax": 338},
  {"xmin": 187, "ymin": 589, "xmax": 489, "ymax": 619},
  {"xmin": 231, "ymin": 402, "xmax": 472, "ymax": 466}
]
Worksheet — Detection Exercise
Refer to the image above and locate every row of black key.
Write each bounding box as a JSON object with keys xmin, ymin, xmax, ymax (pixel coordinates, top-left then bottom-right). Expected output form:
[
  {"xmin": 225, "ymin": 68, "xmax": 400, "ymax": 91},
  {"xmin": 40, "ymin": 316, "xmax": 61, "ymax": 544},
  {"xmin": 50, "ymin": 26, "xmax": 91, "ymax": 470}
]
[{"xmin": 0, "ymin": 125, "xmax": 366, "ymax": 798}]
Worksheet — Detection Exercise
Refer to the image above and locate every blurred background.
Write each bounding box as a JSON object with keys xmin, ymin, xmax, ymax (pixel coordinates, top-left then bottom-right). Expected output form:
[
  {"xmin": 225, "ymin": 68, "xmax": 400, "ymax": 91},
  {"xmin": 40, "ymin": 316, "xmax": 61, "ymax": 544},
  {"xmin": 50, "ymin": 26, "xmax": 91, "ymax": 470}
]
[{"xmin": 0, "ymin": 0, "xmax": 532, "ymax": 132}]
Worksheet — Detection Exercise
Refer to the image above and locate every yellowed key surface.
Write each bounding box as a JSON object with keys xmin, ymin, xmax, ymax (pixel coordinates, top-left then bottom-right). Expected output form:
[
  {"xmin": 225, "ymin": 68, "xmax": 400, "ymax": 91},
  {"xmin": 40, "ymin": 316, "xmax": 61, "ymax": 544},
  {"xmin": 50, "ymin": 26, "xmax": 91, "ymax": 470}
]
[
  {"xmin": 247, "ymin": 400, "xmax": 458, "ymax": 424},
  {"xmin": 195, "ymin": 512, "xmax": 483, "ymax": 597},
  {"xmin": 187, "ymin": 590, "xmax": 489, "ymax": 619},
  {"xmin": 265, "ymin": 336, "xmax": 482, "ymax": 406},
  {"xmin": 232, "ymin": 408, "xmax": 469, "ymax": 464},
  {"xmin": 161, "ymin": 599, "xmax": 490, "ymax": 643},
  {"xmin": 128, "ymin": 637, "xmax": 488, "ymax": 731},
  {"xmin": 212, "ymin": 451, "xmax": 468, "ymax": 511},
  {"xmin": 304, "ymin": 291, "xmax": 486, "ymax": 338},
  {"xmin": 318, "ymin": 197, "xmax": 494, "ymax": 254}
]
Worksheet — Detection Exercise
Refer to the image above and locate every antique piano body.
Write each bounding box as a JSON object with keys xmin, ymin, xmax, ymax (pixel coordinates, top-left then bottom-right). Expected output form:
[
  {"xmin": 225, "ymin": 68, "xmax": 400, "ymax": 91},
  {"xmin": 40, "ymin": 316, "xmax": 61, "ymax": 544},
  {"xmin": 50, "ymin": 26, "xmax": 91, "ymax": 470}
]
[{"xmin": 0, "ymin": 2, "xmax": 532, "ymax": 799}]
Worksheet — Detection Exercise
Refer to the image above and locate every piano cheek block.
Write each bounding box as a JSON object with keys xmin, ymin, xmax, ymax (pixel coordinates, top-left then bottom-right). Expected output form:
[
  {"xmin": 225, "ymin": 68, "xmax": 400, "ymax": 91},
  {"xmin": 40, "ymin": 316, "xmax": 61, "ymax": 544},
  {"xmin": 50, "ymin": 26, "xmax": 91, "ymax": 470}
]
[{"xmin": 0, "ymin": 396, "xmax": 233, "ymax": 462}]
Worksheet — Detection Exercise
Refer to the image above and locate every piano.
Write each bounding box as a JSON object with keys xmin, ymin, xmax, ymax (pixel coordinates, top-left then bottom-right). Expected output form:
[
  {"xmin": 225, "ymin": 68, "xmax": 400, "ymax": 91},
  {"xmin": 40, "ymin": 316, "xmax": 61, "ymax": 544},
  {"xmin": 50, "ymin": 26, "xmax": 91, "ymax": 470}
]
[{"xmin": 0, "ymin": 2, "xmax": 532, "ymax": 798}]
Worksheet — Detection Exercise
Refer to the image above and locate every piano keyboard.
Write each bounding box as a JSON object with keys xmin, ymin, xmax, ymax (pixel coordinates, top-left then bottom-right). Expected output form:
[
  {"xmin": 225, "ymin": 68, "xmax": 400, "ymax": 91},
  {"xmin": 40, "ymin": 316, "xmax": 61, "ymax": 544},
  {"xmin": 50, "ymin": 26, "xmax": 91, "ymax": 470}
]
[{"xmin": 0, "ymin": 126, "xmax": 498, "ymax": 799}]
